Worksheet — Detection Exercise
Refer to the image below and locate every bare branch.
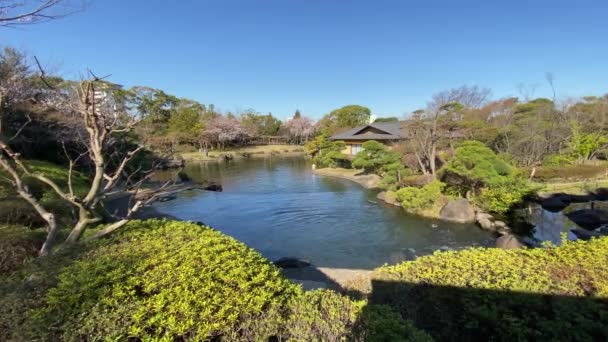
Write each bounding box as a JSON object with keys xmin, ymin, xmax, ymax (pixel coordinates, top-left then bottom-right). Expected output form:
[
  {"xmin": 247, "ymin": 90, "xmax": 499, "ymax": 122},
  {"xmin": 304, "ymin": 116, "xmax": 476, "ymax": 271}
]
[
  {"xmin": 0, "ymin": 0, "xmax": 88, "ymax": 27},
  {"xmin": 7, "ymin": 113, "xmax": 32, "ymax": 142}
]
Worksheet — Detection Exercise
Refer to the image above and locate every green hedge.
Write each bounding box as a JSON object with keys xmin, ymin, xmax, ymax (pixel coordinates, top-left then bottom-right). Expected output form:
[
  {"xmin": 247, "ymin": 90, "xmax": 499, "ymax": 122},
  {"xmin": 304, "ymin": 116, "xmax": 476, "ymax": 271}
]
[
  {"xmin": 374, "ymin": 237, "xmax": 608, "ymax": 341},
  {"xmin": 1, "ymin": 219, "xmax": 427, "ymax": 341},
  {"xmin": 27, "ymin": 220, "xmax": 298, "ymax": 340}
]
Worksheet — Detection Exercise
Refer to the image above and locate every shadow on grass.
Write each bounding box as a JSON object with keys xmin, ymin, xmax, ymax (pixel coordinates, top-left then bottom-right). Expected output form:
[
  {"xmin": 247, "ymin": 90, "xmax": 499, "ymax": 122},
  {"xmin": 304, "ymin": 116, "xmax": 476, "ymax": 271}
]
[{"xmin": 356, "ymin": 278, "xmax": 608, "ymax": 341}]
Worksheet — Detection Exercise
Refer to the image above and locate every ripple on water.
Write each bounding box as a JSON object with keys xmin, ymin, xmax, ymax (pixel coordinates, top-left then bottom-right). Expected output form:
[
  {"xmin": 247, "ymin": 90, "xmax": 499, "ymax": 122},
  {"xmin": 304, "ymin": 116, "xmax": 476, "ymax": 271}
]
[{"xmin": 154, "ymin": 157, "xmax": 493, "ymax": 269}]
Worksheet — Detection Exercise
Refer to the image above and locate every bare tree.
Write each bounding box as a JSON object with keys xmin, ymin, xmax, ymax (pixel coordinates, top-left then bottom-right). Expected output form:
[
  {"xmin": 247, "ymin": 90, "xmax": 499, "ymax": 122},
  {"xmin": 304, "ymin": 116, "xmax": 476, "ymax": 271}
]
[
  {"xmin": 516, "ymin": 82, "xmax": 538, "ymax": 102},
  {"xmin": 0, "ymin": 63, "xmax": 177, "ymax": 254},
  {"xmin": 429, "ymin": 85, "xmax": 492, "ymax": 111},
  {"xmin": 0, "ymin": 0, "xmax": 86, "ymax": 27},
  {"xmin": 403, "ymin": 86, "xmax": 488, "ymax": 178}
]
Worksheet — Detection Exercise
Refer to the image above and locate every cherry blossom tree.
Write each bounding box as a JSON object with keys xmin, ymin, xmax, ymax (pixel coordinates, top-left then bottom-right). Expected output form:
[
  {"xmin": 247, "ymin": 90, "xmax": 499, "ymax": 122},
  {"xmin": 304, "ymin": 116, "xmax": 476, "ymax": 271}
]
[
  {"xmin": 284, "ymin": 116, "xmax": 315, "ymax": 144},
  {"xmin": 201, "ymin": 115, "xmax": 248, "ymax": 149}
]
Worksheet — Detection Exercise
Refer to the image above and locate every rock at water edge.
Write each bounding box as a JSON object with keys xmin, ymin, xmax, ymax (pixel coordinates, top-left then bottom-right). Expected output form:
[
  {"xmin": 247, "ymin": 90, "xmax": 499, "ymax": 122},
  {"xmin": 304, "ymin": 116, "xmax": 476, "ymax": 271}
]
[{"xmin": 440, "ymin": 199, "xmax": 476, "ymax": 223}]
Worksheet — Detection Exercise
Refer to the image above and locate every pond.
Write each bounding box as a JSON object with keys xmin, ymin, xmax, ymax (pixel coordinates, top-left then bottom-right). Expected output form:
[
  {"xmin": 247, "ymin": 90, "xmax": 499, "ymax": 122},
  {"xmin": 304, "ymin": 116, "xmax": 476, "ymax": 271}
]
[{"xmin": 153, "ymin": 156, "xmax": 495, "ymax": 270}]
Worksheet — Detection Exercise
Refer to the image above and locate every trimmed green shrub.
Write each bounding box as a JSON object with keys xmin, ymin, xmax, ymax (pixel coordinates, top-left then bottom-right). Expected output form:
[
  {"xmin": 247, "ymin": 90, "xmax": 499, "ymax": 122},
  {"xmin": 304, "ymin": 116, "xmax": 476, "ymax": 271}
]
[
  {"xmin": 442, "ymin": 140, "xmax": 514, "ymax": 189},
  {"xmin": 285, "ymin": 289, "xmax": 364, "ymax": 341},
  {"xmin": 306, "ymin": 134, "xmax": 349, "ymax": 168},
  {"xmin": 442, "ymin": 141, "xmax": 535, "ymax": 214},
  {"xmin": 395, "ymin": 180, "xmax": 445, "ymax": 211},
  {"xmin": 2, "ymin": 219, "xmax": 427, "ymax": 341},
  {"xmin": 27, "ymin": 220, "xmax": 299, "ymax": 340},
  {"xmin": 356, "ymin": 304, "xmax": 433, "ymax": 342},
  {"xmin": 352, "ymin": 141, "xmax": 401, "ymax": 174},
  {"xmin": 475, "ymin": 177, "xmax": 539, "ymax": 214},
  {"xmin": 374, "ymin": 237, "xmax": 608, "ymax": 341}
]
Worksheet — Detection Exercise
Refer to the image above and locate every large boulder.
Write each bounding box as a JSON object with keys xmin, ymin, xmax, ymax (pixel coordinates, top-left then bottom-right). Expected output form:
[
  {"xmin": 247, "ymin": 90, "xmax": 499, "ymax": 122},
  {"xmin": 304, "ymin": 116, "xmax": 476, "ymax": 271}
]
[
  {"xmin": 475, "ymin": 212, "xmax": 496, "ymax": 231},
  {"xmin": 440, "ymin": 199, "xmax": 476, "ymax": 223},
  {"xmin": 496, "ymin": 234, "xmax": 525, "ymax": 249},
  {"xmin": 273, "ymin": 257, "xmax": 311, "ymax": 269}
]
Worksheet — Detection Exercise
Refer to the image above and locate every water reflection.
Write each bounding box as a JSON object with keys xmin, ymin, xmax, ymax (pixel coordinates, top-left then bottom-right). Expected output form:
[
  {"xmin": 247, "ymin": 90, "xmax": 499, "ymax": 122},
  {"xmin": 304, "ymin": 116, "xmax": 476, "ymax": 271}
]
[
  {"xmin": 153, "ymin": 156, "xmax": 494, "ymax": 269},
  {"xmin": 519, "ymin": 201, "xmax": 608, "ymax": 245}
]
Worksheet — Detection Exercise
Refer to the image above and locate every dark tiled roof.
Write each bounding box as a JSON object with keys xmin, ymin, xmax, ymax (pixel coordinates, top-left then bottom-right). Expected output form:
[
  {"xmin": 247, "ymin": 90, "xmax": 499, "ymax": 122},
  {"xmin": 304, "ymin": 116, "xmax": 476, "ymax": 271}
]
[{"xmin": 330, "ymin": 121, "xmax": 407, "ymax": 140}]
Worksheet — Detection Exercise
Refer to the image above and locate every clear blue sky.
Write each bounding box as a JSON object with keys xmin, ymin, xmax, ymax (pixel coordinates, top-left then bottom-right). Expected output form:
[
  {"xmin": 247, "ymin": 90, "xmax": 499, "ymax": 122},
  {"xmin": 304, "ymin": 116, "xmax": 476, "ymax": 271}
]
[{"xmin": 3, "ymin": 0, "xmax": 608, "ymax": 119}]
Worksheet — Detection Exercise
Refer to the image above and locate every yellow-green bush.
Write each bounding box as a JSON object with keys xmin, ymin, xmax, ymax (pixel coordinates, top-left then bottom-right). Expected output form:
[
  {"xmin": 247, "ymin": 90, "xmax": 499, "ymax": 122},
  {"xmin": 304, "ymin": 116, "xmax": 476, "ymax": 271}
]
[
  {"xmin": 395, "ymin": 180, "xmax": 445, "ymax": 211},
  {"xmin": 26, "ymin": 220, "xmax": 298, "ymax": 340},
  {"xmin": 374, "ymin": 237, "xmax": 608, "ymax": 340},
  {"xmin": 3, "ymin": 220, "xmax": 426, "ymax": 341}
]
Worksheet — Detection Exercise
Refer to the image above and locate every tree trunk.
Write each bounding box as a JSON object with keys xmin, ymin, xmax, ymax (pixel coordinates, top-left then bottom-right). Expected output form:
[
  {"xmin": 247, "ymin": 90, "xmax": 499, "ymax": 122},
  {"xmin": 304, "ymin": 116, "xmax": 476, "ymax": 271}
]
[
  {"xmin": 430, "ymin": 145, "xmax": 437, "ymax": 179},
  {"xmin": 65, "ymin": 208, "xmax": 95, "ymax": 243}
]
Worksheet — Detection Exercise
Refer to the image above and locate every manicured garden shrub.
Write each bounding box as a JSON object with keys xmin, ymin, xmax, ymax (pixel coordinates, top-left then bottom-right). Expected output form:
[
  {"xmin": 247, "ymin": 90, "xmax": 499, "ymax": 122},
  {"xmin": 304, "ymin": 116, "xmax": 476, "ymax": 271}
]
[
  {"xmin": 26, "ymin": 220, "xmax": 300, "ymax": 340},
  {"xmin": 4, "ymin": 219, "xmax": 426, "ymax": 341},
  {"xmin": 355, "ymin": 304, "xmax": 433, "ymax": 342},
  {"xmin": 285, "ymin": 289, "xmax": 364, "ymax": 340},
  {"xmin": 395, "ymin": 180, "xmax": 445, "ymax": 212},
  {"xmin": 352, "ymin": 141, "xmax": 400, "ymax": 173},
  {"xmin": 442, "ymin": 141, "xmax": 536, "ymax": 214},
  {"xmin": 305, "ymin": 134, "xmax": 350, "ymax": 168},
  {"xmin": 374, "ymin": 237, "xmax": 608, "ymax": 341}
]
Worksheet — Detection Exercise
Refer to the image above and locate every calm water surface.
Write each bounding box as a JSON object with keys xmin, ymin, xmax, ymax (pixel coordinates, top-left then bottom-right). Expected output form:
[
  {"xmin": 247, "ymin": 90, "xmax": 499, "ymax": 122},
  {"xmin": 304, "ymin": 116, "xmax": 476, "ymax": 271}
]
[{"xmin": 153, "ymin": 157, "xmax": 495, "ymax": 269}]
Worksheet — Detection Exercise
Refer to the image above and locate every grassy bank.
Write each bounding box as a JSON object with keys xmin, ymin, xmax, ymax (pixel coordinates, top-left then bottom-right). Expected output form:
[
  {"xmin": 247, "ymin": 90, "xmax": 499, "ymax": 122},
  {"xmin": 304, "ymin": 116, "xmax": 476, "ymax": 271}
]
[
  {"xmin": 536, "ymin": 179, "xmax": 608, "ymax": 197},
  {"xmin": 181, "ymin": 145, "xmax": 305, "ymax": 161}
]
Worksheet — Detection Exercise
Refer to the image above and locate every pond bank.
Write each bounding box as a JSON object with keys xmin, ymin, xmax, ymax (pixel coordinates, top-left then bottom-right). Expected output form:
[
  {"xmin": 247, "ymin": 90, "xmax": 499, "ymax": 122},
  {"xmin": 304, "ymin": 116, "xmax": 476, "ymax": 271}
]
[
  {"xmin": 181, "ymin": 145, "xmax": 305, "ymax": 162},
  {"xmin": 312, "ymin": 167, "xmax": 382, "ymax": 189}
]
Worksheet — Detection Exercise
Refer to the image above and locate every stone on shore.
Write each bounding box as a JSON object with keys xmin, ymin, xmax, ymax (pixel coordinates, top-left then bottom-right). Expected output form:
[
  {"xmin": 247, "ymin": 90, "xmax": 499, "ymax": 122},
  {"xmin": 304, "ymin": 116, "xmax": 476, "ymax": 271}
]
[
  {"xmin": 204, "ymin": 183, "xmax": 223, "ymax": 192},
  {"xmin": 496, "ymin": 234, "xmax": 525, "ymax": 249},
  {"xmin": 439, "ymin": 199, "xmax": 476, "ymax": 223},
  {"xmin": 476, "ymin": 212, "xmax": 496, "ymax": 231},
  {"xmin": 273, "ymin": 257, "xmax": 311, "ymax": 269}
]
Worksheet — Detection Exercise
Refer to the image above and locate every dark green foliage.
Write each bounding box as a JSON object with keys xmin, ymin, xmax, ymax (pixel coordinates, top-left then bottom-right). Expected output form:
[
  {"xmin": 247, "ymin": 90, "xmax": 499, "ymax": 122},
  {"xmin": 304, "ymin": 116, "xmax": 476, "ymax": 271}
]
[
  {"xmin": 375, "ymin": 237, "xmax": 608, "ymax": 341},
  {"xmin": 318, "ymin": 105, "xmax": 371, "ymax": 135},
  {"xmin": 240, "ymin": 111, "xmax": 282, "ymax": 136},
  {"xmin": 352, "ymin": 140, "xmax": 401, "ymax": 174},
  {"xmin": 379, "ymin": 161, "xmax": 412, "ymax": 191},
  {"xmin": 442, "ymin": 141, "xmax": 514, "ymax": 188},
  {"xmin": 305, "ymin": 135, "xmax": 349, "ymax": 168},
  {"xmin": 356, "ymin": 305, "xmax": 433, "ymax": 342},
  {"xmin": 442, "ymin": 141, "xmax": 535, "ymax": 213},
  {"xmin": 0, "ymin": 160, "xmax": 90, "ymax": 224},
  {"xmin": 374, "ymin": 117, "xmax": 399, "ymax": 123}
]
